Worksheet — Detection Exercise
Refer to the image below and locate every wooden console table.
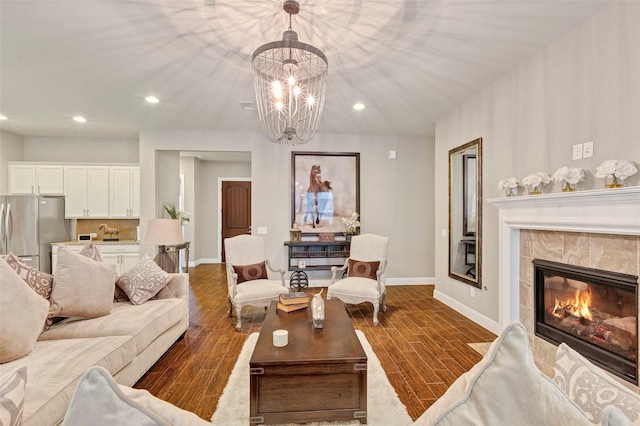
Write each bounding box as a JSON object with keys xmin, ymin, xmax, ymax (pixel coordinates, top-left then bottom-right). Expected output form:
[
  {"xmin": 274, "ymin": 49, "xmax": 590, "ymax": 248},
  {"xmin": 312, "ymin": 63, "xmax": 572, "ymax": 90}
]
[{"xmin": 284, "ymin": 240, "xmax": 351, "ymax": 271}]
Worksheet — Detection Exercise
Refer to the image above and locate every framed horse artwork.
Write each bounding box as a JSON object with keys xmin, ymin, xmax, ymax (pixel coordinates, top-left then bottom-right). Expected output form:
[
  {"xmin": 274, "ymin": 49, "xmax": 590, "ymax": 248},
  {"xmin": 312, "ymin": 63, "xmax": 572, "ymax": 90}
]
[{"xmin": 291, "ymin": 152, "xmax": 360, "ymax": 236}]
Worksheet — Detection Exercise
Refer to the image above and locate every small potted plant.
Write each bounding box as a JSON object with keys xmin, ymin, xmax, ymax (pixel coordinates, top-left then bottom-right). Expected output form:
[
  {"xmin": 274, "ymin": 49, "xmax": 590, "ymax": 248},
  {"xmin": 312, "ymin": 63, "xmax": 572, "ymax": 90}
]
[{"xmin": 164, "ymin": 203, "xmax": 190, "ymax": 224}]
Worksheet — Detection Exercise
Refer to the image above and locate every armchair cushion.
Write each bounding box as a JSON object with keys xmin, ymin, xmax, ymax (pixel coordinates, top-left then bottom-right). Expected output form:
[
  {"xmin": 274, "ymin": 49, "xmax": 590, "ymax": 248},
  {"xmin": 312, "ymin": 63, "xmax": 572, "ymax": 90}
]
[
  {"xmin": 233, "ymin": 279, "xmax": 288, "ymax": 303},
  {"xmin": 347, "ymin": 259, "xmax": 380, "ymax": 280},
  {"xmin": 329, "ymin": 277, "xmax": 382, "ymax": 298},
  {"xmin": 232, "ymin": 261, "xmax": 268, "ymax": 284}
]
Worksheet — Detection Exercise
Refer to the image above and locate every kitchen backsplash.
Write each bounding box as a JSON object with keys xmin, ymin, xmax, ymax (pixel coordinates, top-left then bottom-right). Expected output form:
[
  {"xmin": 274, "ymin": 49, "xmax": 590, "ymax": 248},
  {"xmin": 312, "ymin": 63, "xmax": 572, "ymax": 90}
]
[{"xmin": 76, "ymin": 219, "xmax": 140, "ymax": 241}]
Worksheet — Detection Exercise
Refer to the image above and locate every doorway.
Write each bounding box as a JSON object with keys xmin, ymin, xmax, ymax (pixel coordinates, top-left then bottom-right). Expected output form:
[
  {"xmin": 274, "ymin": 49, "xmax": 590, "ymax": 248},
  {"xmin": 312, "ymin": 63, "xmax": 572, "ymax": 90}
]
[{"xmin": 219, "ymin": 179, "xmax": 251, "ymax": 262}]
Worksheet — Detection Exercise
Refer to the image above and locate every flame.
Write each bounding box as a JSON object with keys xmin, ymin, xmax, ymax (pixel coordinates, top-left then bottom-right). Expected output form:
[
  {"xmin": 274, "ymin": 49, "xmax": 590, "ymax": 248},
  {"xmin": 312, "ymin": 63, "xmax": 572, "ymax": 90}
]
[{"xmin": 552, "ymin": 287, "xmax": 593, "ymax": 321}]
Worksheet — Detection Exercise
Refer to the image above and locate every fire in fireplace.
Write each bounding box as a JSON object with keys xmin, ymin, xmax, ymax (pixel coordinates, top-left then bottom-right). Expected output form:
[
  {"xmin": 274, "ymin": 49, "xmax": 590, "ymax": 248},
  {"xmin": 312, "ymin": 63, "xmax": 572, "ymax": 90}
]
[{"xmin": 533, "ymin": 259, "xmax": 638, "ymax": 384}]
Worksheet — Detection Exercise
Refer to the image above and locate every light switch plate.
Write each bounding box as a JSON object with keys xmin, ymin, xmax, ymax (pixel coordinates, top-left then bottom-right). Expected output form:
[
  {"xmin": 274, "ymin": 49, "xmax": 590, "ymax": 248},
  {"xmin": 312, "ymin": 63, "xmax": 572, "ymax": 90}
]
[
  {"xmin": 388, "ymin": 150, "xmax": 397, "ymax": 160},
  {"xmin": 257, "ymin": 227, "xmax": 268, "ymax": 235},
  {"xmin": 583, "ymin": 141, "xmax": 594, "ymax": 158},
  {"xmin": 572, "ymin": 144, "xmax": 583, "ymax": 160}
]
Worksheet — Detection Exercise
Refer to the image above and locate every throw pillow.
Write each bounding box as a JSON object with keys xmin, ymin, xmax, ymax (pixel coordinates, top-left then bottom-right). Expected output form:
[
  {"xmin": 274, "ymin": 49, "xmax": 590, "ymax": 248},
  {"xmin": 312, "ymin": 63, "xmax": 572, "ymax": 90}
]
[
  {"xmin": 233, "ymin": 261, "xmax": 268, "ymax": 284},
  {"xmin": 78, "ymin": 242, "xmax": 103, "ymax": 261},
  {"xmin": 0, "ymin": 259, "xmax": 49, "ymax": 363},
  {"xmin": 554, "ymin": 342, "xmax": 640, "ymax": 424},
  {"xmin": 3, "ymin": 252, "xmax": 54, "ymax": 300},
  {"xmin": 116, "ymin": 254, "xmax": 169, "ymax": 305},
  {"xmin": 62, "ymin": 366, "xmax": 170, "ymax": 426},
  {"xmin": 347, "ymin": 259, "xmax": 380, "ymax": 280},
  {"xmin": 0, "ymin": 364, "xmax": 27, "ymax": 425},
  {"xmin": 414, "ymin": 322, "xmax": 591, "ymax": 426},
  {"xmin": 49, "ymin": 245, "xmax": 116, "ymax": 319}
]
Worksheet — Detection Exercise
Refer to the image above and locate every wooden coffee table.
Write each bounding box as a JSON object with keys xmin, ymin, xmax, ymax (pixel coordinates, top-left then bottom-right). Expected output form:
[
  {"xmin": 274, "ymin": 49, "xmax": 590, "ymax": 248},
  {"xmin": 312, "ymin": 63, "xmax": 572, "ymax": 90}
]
[{"xmin": 249, "ymin": 299, "xmax": 367, "ymax": 424}]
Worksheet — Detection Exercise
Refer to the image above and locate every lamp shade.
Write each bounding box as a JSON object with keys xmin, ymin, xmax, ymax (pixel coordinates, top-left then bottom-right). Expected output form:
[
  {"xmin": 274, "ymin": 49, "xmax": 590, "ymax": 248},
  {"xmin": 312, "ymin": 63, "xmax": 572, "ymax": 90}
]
[{"xmin": 142, "ymin": 219, "xmax": 184, "ymax": 246}]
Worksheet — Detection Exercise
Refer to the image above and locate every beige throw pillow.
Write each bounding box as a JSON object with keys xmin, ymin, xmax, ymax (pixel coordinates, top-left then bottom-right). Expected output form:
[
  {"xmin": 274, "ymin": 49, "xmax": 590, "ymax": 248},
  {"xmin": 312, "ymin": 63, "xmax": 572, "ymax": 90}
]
[
  {"xmin": 49, "ymin": 245, "xmax": 116, "ymax": 319},
  {"xmin": 116, "ymin": 254, "xmax": 169, "ymax": 305},
  {"xmin": 3, "ymin": 252, "xmax": 54, "ymax": 299},
  {"xmin": 0, "ymin": 259, "xmax": 49, "ymax": 363},
  {"xmin": 415, "ymin": 322, "xmax": 591, "ymax": 425}
]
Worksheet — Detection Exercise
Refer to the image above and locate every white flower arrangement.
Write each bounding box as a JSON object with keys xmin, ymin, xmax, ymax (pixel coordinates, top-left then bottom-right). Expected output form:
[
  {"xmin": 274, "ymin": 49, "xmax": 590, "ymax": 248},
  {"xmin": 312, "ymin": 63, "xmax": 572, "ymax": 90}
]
[
  {"xmin": 341, "ymin": 212, "xmax": 361, "ymax": 235},
  {"xmin": 497, "ymin": 177, "xmax": 520, "ymax": 190},
  {"xmin": 594, "ymin": 160, "xmax": 637, "ymax": 186},
  {"xmin": 551, "ymin": 166, "xmax": 585, "ymax": 191},
  {"xmin": 521, "ymin": 172, "xmax": 551, "ymax": 194}
]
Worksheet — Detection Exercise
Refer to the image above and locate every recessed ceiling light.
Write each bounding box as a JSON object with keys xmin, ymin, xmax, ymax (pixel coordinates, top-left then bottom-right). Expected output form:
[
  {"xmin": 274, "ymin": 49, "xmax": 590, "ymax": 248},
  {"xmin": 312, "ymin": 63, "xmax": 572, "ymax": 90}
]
[
  {"xmin": 145, "ymin": 96, "xmax": 160, "ymax": 104},
  {"xmin": 0, "ymin": 114, "xmax": 7, "ymax": 120},
  {"xmin": 353, "ymin": 103, "xmax": 365, "ymax": 110},
  {"xmin": 73, "ymin": 116, "xmax": 87, "ymax": 123}
]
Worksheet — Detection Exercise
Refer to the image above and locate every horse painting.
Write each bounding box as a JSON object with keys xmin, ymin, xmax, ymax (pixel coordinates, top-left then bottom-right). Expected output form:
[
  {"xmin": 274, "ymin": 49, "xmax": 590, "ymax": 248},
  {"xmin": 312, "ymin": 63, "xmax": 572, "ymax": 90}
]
[{"xmin": 303, "ymin": 165, "xmax": 333, "ymax": 228}]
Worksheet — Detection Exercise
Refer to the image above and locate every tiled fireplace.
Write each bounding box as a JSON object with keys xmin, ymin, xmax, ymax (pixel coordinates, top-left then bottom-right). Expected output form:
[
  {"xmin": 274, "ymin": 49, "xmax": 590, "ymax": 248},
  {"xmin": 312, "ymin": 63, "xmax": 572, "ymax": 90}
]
[{"xmin": 489, "ymin": 187, "xmax": 640, "ymax": 380}]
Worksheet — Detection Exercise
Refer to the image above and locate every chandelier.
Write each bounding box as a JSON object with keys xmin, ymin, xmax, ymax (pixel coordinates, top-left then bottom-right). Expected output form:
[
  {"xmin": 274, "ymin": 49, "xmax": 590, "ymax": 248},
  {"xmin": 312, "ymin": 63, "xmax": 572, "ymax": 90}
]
[{"xmin": 252, "ymin": 0, "xmax": 328, "ymax": 145}]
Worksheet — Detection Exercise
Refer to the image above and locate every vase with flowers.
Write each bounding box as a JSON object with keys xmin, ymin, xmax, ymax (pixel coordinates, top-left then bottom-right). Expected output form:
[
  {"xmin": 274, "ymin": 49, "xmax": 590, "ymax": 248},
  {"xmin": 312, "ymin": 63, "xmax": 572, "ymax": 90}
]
[
  {"xmin": 497, "ymin": 177, "xmax": 520, "ymax": 197},
  {"xmin": 594, "ymin": 160, "xmax": 637, "ymax": 188},
  {"xmin": 551, "ymin": 166, "xmax": 585, "ymax": 192},
  {"xmin": 522, "ymin": 172, "xmax": 551, "ymax": 195},
  {"xmin": 341, "ymin": 212, "xmax": 361, "ymax": 241}
]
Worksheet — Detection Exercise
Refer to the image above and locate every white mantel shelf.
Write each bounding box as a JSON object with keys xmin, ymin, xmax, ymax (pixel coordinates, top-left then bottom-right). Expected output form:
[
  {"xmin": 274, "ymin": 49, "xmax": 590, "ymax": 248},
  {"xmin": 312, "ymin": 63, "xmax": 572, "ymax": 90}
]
[
  {"xmin": 488, "ymin": 185, "xmax": 640, "ymax": 236},
  {"xmin": 487, "ymin": 185, "xmax": 640, "ymax": 330}
]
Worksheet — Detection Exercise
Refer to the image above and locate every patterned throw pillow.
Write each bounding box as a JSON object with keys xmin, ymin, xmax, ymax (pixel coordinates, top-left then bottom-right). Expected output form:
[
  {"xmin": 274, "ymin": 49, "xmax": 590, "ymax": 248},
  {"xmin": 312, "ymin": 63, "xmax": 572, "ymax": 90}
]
[
  {"xmin": 553, "ymin": 342, "xmax": 640, "ymax": 423},
  {"xmin": 347, "ymin": 259, "xmax": 380, "ymax": 280},
  {"xmin": 4, "ymin": 252, "xmax": 53, "ymax": 300},
  {"xmin": 116, "ymin": 254, "xmax": 169, "ymax": 305},
  {"xmin": 232, "ymin": 261, "xmax": 268, "ymax": 284},
  {"xmin": 0, "ymin": 365, "xmax": 27, "ymax": 426},
  {"xmin": 79, "ymin": 242, "xmax": 103, "ymax": 261}
]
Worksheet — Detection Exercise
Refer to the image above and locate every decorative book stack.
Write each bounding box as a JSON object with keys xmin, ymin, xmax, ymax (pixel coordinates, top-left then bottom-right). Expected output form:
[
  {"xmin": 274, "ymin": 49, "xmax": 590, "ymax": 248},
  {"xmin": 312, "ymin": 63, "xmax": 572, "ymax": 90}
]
[{"xmin": 277, "ymin": 291, "xmax": 310, "ymax": 313}]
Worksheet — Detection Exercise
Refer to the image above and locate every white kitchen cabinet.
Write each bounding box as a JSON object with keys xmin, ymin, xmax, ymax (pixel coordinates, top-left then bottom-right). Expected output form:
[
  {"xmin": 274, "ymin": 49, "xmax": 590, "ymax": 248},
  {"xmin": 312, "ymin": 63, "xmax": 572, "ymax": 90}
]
[
  {"xmin": 52, "ymin": 243, "xmax": 139, "ymax": 275},
  {"xmin": 109, "ymin": 166, "xmax": 140, "ymax": 218},
  {"xmin": 64, "ymin": 166, "xmax": 109, "ymax": 218},
  {"xmin": 8, "ymin": 164, "xmax": 64, "ymax": 195}
]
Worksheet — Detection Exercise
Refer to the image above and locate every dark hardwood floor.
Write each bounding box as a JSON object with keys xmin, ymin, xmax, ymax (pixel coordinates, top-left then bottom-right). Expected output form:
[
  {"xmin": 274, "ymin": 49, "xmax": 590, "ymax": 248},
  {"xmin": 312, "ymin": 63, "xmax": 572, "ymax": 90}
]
[{"xmin": 135, "ymin": 264, "xmax": 496, "ymax": 422}]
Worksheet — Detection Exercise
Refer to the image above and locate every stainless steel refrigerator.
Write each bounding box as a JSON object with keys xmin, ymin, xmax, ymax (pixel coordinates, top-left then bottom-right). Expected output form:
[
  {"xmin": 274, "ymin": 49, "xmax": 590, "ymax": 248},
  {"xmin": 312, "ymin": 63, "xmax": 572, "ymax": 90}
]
[{"xmin": 0, "ymin": 195, "xmax": 70, "ymax": 273}]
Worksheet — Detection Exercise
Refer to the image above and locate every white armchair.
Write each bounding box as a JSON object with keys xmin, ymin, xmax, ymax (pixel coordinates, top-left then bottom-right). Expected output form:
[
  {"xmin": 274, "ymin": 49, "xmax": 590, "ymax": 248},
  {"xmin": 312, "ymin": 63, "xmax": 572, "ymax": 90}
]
[
  {"xmin": 224, "ymin": 235, "xmax": 288, "ymax": 330},
  {"xmin": 327, "ymin": 234, "xmax": 389, "ymax": 326}
]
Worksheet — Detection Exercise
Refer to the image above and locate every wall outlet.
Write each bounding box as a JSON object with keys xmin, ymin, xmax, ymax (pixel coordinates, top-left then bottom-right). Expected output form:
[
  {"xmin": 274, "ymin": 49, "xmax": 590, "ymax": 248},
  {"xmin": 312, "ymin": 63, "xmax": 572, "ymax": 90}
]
[
  {"xmin": 572, "ymin": 144, "xmax": 583, "ymax": 160},
  {"xmin": 470, "ymin": 287, "xmax": 476, "ymax": 298},
  {"xmin": 388, "ymin": 150, "xmax": 397, "ymax": 160},
  {"xmin": 257, "ymin": 227, "xmax": 268, "ymax": 235},
  {"xmin": 441, "ymin": 228, "xmax": 447, "ymax": 238},
  {"xmin": 90, "ymin": 232, "xmax": 97, "ymax": 238},
  {"xmin": 583, "ymin": 141, "xmax": 594, "ymax": 158}
]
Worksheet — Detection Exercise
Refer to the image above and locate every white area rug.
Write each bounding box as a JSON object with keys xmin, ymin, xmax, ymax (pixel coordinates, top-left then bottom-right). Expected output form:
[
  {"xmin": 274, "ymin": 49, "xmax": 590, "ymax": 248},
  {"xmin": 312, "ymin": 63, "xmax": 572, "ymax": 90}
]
[{"xmin": 211, "ymin": 330, "xmax": 413, "ymax": 426}]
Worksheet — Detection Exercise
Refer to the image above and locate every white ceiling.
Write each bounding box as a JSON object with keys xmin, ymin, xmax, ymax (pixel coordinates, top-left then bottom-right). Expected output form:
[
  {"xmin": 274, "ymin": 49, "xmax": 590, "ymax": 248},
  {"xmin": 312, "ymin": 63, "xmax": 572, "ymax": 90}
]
[{"xmin": 0, "ymin": 0, "xmax": 608, "ymax": 140}]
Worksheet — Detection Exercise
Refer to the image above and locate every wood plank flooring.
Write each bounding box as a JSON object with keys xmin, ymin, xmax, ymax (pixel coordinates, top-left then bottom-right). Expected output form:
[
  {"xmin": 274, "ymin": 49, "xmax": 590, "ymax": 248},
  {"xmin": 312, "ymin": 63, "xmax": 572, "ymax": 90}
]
[{"xmin": 134, "ymin": 264, "xmax": 496, "ymax": 422}]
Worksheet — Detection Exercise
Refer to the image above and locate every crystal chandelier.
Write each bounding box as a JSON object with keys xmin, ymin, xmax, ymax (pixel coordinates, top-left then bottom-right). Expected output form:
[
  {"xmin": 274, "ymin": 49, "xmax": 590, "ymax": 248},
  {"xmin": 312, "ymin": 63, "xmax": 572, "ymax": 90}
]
[{"xmin": 252, "ymin": 0, "xmax": 328, "ymax": 145}]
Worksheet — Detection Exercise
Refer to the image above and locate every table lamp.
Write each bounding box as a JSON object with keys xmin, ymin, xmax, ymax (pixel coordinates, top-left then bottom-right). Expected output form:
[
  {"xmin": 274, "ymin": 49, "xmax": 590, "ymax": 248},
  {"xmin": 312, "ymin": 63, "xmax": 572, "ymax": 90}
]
[{"xmin": 142, "ymin": 219, "xmax": 184, "ymax": 272}]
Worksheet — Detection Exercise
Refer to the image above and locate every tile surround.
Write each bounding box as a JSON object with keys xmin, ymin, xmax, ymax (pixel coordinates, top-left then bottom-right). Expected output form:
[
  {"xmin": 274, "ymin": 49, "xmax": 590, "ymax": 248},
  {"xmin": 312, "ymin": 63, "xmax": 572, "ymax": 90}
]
[{"xmin": 519, "ymin": 229, "xmax": 640, "ymax": 378}]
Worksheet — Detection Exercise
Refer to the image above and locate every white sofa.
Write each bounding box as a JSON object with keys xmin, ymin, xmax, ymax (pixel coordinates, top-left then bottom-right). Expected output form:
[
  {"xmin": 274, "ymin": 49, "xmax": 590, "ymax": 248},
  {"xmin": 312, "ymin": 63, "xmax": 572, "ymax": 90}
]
[{"xmin": 0, "ymin": 273, "xmax": 189, "ymax": 426}]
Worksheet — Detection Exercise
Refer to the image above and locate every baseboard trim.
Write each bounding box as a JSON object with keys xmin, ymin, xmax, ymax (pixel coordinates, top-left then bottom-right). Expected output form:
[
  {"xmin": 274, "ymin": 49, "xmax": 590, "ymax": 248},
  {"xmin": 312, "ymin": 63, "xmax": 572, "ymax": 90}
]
[{"xmin": 434, "ymin": 289, "xmax": 500, "ymax": 334}]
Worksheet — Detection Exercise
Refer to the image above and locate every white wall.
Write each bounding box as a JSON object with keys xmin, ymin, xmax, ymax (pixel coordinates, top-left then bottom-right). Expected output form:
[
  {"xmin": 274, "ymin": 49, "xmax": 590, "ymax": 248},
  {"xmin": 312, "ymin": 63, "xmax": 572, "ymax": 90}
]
[
  {"xmin": 434, "ymin": 2, "xmax": 640, "ymax": 329},
  {"xmin": 0, "ymin": 130, "xmax": 24, "ymax": 193},
  {"xmin": 23, "ymin": 136, "xmax": 138, "ymax": 163},
  {"xmin": 140, "ymin": 130, "xmax": 436, "ymax": 282}
]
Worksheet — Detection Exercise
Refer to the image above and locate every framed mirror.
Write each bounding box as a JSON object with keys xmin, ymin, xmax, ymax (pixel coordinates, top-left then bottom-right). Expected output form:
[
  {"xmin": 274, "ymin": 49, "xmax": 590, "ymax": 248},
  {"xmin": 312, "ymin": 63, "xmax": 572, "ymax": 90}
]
[{"xmin": 448, "ymin": 138, "xmax": 482, "ymax": 288}]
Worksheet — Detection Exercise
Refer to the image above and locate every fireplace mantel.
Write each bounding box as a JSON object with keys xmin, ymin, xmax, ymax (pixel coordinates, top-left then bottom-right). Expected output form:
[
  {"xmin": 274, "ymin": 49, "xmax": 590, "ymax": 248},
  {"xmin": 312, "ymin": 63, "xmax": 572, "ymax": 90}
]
[{"xmin": 488, "ymin": 186, "xmax": 640, "ymax": 330}]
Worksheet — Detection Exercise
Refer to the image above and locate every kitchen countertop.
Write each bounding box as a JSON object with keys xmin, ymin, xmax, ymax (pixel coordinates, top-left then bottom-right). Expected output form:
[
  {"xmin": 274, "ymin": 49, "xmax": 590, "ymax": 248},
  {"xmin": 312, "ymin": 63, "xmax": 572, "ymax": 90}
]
[{"xmin": 52, "ymin": 240, "xmax": 140, "ymax": 245}]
